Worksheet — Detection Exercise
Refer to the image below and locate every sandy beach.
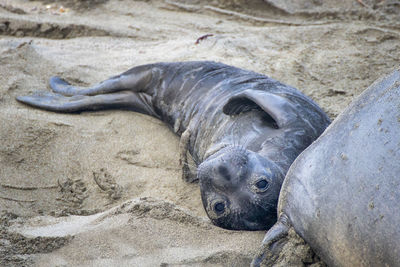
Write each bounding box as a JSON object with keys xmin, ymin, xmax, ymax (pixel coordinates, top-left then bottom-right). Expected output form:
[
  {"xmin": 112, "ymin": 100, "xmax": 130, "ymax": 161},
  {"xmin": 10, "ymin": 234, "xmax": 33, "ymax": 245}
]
[{"xmin": 0, "ymin": 0, "xmax": 399, "ymax": 266}]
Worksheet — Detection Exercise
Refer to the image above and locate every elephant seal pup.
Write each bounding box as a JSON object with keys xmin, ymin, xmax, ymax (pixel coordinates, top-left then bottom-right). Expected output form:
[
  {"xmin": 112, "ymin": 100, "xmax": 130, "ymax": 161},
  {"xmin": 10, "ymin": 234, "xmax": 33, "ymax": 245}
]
[
  {"xmin": 252, "ymin": 68, "xmax": 400, "ymax": 266},
  {"xmin": 17, "ymin": 61, "xmax": 330, "ymax": 230}
]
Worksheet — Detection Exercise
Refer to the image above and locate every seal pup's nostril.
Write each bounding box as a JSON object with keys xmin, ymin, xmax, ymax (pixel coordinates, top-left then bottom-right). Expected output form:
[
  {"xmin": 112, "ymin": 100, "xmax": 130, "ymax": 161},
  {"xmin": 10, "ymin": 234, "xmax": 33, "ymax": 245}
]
[{"xmin": 218, "ymin": 165, "xmax": 230, "ymax": 181}]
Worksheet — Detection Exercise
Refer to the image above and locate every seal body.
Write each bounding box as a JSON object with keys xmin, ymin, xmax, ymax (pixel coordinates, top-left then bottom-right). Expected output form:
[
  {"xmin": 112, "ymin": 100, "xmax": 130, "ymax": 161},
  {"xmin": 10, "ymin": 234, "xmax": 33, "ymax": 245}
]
[
  {"xmin": 17, "ymin": 61, "xmax": 330, "ymax": 230},
  {"xmin": 254, "ymin": 68, "xmax": 400, "ymax": 265}
]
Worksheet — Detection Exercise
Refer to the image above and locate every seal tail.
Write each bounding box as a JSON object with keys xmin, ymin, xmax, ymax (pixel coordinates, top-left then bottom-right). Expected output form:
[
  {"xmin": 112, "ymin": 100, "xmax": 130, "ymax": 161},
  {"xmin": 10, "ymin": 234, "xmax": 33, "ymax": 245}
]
[
  {"xmin": 251, "ymin": 214, "xmax": 291, "ymax": 267},
  {"xmin": 16, "ymin": 91, "xmax": 157, "ymax": 115}
]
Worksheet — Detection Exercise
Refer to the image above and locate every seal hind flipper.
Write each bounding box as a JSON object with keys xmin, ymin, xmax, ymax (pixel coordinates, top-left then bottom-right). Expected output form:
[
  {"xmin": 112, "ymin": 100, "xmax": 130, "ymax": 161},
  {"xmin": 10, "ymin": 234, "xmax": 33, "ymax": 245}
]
[
  {"xmin": 49, "ymin": 76, "xmax": 130, "ymax": 96},
  {"xmin": 222, "ymin": 89, "xmax": 297, "ymax": 128},
  {"xmin": 17, "ymin": 91, "xmax": 157, "ymax": 115},
  {"xmin": 49, "ymin": 65, "xmax": 155, "ymax": 96},
  {"xmin": 49, "ymin": 76, "xmax": 72, "ymax": 93}
]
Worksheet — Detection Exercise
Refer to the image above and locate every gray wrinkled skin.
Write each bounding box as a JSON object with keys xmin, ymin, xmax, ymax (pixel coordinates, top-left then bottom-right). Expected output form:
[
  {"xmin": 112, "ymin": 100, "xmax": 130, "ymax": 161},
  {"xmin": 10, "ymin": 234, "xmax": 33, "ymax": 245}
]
[
  {"xmin": 253, "ymin": 68, "xmax": 400, "ymax": 265},
  {"xmin": 17, "ymin": 61, "xmax": 330, "ymax": 230}
]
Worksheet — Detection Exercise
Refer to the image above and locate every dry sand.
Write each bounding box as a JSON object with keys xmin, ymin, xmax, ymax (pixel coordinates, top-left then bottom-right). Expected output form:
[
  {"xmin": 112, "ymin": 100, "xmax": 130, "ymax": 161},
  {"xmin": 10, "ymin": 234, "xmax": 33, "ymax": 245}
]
[{"xmin": 0, "ymin": 0, "xmax": 399, "ymax": 266}]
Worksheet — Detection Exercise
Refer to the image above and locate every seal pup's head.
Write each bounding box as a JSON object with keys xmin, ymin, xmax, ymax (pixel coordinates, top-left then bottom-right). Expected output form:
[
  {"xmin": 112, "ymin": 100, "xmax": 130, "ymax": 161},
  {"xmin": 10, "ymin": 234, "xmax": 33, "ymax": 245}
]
[{"xmin": 198, "ymin": 146, "xmax": 284, "ymax": 230}]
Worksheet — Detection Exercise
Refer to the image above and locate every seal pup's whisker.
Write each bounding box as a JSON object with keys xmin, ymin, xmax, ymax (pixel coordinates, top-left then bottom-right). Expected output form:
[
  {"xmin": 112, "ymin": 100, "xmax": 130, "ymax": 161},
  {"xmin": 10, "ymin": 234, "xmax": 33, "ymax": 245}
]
[
  {"xmin": 239, "ymin": 145, "xmax": 247, "ymax": 156},
  {"xmin": 254, "ymin": 199, "xmax": 276, "ymax": 211},
  {"xmin": 242, "ymin": 134, "xmax": 253, "ymax": 148},
  {"xmin": 228, "ymin": 124, "xmax": 238, "ymax": 148},
  {"xmin": 230, "ymin": 121, "xmax": 242, "ymax": 150}
]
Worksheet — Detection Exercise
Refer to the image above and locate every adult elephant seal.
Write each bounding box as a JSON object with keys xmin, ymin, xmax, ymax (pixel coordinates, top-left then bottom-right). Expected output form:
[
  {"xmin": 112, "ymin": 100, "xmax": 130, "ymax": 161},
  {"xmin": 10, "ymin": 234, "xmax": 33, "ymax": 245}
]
[
  {"xmin": 252, "ymin": 67, "xmax": 400, "ymax": 266},
  {"xmin": 17, "ymin": 61, "xmax": 330, "ymax": 230}
]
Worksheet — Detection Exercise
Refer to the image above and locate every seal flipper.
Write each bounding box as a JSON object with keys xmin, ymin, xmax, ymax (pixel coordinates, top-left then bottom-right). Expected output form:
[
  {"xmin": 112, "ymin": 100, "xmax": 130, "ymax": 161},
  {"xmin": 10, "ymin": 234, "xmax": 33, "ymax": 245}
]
[
  {"xmin": 49, "ymin": 76, "xmax": 71, "ymax": 92},
  {"xmin": 179, "ymin": 128, "xmax": 198, "ymax": 183},
  {"xmin": 223, "ymin": 90, "xmax": 297, "ymax": 128},
  {"xmin": 17, "ymin": 91, "xmax": 158, "ymax": 116},
  {"xmin": 50, "ymin": 65, "xmax": 154, "ymax": 96},
  {"xmin": 251, "ymin": 214, "xmax": 291, "ymax": 267},
  {"xmin": 49, "ymin": 76, "xmax": 130, "ymax": 96}
]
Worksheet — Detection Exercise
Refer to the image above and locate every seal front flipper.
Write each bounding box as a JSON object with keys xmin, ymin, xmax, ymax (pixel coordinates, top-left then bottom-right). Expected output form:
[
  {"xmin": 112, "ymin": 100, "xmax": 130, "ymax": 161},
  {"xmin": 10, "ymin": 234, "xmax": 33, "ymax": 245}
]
[
  {"xmin": 179, "ymin": 127, "xmax": 197, "ymax": 183},
  {"xmin": 251, "ymin": 214, "xmax": 291, "ymax": 267},
  {"xmin": 17, "ymin": 91, "xmax": 157, "ymax": 116},
  {"xmin": 222, "ymin": 89, "xmax": 297, "ymax": 128}
]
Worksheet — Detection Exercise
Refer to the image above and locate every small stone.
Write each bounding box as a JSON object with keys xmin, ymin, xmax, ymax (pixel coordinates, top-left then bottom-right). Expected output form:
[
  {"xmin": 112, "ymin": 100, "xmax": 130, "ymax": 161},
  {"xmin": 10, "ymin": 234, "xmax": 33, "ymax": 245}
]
[
  {"xmin": 40, "ymin": 23, "xmax": 52, "ymax": 33},
  {"xmin": 15, "ymin": 30, "xmax": 24, "ymax": 37}
]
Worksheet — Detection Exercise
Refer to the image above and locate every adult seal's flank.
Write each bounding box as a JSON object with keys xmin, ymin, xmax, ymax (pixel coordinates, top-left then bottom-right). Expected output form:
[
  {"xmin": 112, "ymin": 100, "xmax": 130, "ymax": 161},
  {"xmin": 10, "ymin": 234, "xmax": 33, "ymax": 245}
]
[
  {"xmin": 252, "ymin": 68, "xmax": 400, "ymax": 266},
  {"xmin": 17, "ymin": 61, "xmax": 330, "ymax": 230}
]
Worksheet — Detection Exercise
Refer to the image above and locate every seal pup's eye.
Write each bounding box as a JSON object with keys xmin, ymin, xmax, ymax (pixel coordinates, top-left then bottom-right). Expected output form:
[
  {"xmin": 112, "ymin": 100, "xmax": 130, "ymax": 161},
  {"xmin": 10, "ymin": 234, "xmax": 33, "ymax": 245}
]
[
  {"xmin": 256, "ymin": 179, "xmax": 268, "ymax": 189},
  {"xmin": 214, "ymin": 202, "xmax": 225, "ymax": 214},
  {"xmin": 207, "ymin": 199, "xmax": 230, "ymax": 219},
  {"xmin": 252, "ymin": 178, "xmax": 270, "ymax": 193}
]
